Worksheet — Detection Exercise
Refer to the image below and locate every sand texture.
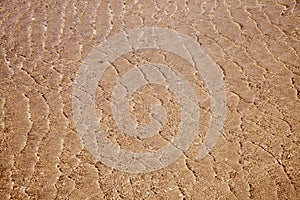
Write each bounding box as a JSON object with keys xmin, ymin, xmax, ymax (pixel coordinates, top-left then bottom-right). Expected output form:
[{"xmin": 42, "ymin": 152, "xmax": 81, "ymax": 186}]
[{"xmin": 0, "ymin": 0, "xmax": 299, "ymax": 199}]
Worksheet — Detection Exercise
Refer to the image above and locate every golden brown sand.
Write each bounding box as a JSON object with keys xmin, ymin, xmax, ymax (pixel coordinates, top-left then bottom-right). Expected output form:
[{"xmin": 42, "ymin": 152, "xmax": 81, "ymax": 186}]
[{"xmin": 0, "ymin": 0, "xmax": 299, "ymax": 199}]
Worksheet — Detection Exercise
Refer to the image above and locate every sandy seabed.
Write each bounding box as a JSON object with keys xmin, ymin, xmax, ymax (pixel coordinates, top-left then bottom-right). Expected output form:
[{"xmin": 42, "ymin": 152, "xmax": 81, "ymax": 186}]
[{"xmin": 0, "ymin": 0, "xmax": 299, "ymax": 199}]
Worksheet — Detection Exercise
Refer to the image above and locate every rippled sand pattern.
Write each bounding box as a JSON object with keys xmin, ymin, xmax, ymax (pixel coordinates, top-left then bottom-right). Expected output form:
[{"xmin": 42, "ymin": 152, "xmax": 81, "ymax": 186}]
[{"xmin": 0, "ymin": 0, "xmax": 299, "ymax": 199}]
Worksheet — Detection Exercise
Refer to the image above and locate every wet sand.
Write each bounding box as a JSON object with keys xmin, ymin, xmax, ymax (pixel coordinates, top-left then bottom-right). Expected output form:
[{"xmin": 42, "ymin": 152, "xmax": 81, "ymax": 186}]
[{"xmin": 0, "ymin": 0, "xmax": 299, "ymax": 199}]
